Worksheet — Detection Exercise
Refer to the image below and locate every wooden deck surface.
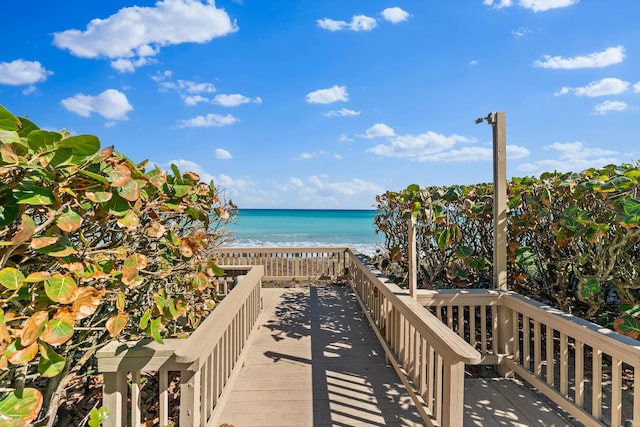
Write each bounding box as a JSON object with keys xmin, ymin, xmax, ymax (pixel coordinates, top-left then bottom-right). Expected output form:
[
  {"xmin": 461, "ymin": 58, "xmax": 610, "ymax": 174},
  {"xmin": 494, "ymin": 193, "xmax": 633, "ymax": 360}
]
[{"xmin": 216, "ymin": 286, "xmax": 579, "ymax": 427}]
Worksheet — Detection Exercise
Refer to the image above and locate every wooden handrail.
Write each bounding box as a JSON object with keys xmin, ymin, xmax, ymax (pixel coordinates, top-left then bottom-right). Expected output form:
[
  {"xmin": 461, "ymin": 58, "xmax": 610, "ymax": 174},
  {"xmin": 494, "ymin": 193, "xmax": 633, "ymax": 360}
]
[
  {"xmin": 347, "ymin": 250, "xmax": 480, "ymax": 426},
  {"xmin": 174, "ymin": 265, "xmax": 263, "ymax": 366},
  {"xmin": 97, "ymin": 265, "xmax": 263, "ymax": 427}
]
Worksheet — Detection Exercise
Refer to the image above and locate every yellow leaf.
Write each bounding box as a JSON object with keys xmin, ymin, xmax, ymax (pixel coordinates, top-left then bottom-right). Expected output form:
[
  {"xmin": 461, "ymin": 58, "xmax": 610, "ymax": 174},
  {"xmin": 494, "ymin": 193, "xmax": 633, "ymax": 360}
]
[
  {"xmin": 71, "ymin": 287, "xmax": 105, "ymax": 320},
  {"xmin": 106, "ymin": 312, "xmax": 129, "ymax": 338},
  {"xmin": 10, "ymin": 215, "xmax": 36, "ymax": 245},
  {"xmin": 21, "ymin": 311, "xmax": 48, "ymax": 346},
  {"xmin": 6, "ymin": 340, "xmax": 38, "ymax": 365}
]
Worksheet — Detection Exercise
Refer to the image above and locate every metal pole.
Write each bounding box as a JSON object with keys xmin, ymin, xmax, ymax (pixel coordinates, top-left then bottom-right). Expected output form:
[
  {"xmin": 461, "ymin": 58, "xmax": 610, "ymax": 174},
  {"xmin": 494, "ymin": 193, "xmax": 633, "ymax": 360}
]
[{"xmin": 491, "ymin": 112, "xmax": 508, "ymax": 290}]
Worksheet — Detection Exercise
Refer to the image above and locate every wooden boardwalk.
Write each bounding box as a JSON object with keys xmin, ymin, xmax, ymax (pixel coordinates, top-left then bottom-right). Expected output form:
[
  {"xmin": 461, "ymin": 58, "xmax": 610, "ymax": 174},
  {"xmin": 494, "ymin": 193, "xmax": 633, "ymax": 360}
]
[{"xmin": 216, "ymin": 286, "xmax": 578, "ymax": 427}]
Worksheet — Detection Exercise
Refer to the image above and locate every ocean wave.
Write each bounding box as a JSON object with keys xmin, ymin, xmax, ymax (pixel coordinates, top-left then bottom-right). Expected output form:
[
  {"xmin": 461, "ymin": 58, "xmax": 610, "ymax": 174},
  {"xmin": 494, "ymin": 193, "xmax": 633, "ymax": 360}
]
[{"xmin": 222, "ymin": 238, "xmax": 382, "ymax": 257}]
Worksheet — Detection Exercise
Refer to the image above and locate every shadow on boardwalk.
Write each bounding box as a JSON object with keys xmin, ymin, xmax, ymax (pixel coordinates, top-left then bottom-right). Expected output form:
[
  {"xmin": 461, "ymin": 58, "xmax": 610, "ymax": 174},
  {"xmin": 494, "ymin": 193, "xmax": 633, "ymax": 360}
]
[{"xmin": 219, "ymin": 285, "xmax": 423, "ymax": 426}]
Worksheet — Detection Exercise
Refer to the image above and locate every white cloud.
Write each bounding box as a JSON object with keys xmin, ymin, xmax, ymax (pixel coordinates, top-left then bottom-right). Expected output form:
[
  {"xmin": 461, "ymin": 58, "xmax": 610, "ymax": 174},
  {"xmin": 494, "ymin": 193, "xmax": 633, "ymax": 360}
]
[
  {"xmin": 484, "ymin": 0, "xmax": 578, "ymax": 11},
  {"xmin": 381, "ymin": 7, "xmax": 409, "ymax": 24},
  {"xmin": 289, "ymin": 177, "xmax": 304, "ymax": 187},
  {"xmin": 216, "ymin": 173, "xmax": 254, "ymax": 192},
  {"xmin": 556, "ymin": 78, "xmax": 630, "ymax": 97},
  {"xmin": 534, "ymin": 46, "xmax": 625, "ymax": 69},
  {"xmin": 519, "ymin": 142, "xmax": 619, "ymax": 174},
  {"xmin": 317, "ymin": 15, "xmax": 377, "ymax": 32},
  {"xmin": 0, "ymin": 59, "xmax": 53, "ymax": 85},
  {"xmin": 483, "ymin": 0, "xmax": 514, "ymax": 9},
  {"xmin": 164, "ymin": 159, "xmax": 214, "ymax": 183},
  {"xmin": 213, "ymin": 93, "xmax": 261, "ymax": 107},
  {"xmin": 334, "ymin": 154, "xmax": 344, "ymax": 160},
  {"xmin": 338, "ymin": 134, "xmax": 355, "ymax": 143},
  {"xmin": 508, "ymin": 145, "xmax": 531, "ymax": 159},
  {"xmin": 295, "ymin": 151, "xmax": 328, "ymax": 160},
  {"xmin": 512, "ymin": 27, "xmax": 532, "ymax": 38},
  {"xmin": 184, "ymin": 95, "xmax": 209, "ymax": 106},
  {"xmin": 304, "ymin": 176, "xmax": 384, "ymax": 197},
  {"xmin": 634, "ymin": 82, "xmax": 640, "ymax": 93},
  {"xmin": 469, "ymin": 60, "xmax": 479, "ymax": 66},
  {"xmin": 413, "ymin": 145, "xmax": 529, "ymax": 162},
  {"xmin": 61, "ymin": 89, "xmax": 133, "ymax": 120},
  {"xmin": 306, "ymin": 85, "xmax": 348, "ymax": 104},
  {"xmin": 53, "ymin": 0, "xmax": 238, "ymax": 72},
  {"xmin": 361, "ymin": 123, "xmax": 396, "ymax": 139},
  {"xmin": 215, "ymin": 148, "xmax": 232, "ymax": 159},
  {"xmin": 593, "ymin": 100, "xmax": 628, "ymax": 115},
  {"xmin": 520, "ymin": 0, "xmax": 578, "ymax": 12},
  {"xmin": 154, "ymin": 73, "xmax": 216, "ymax": 94},
  {"xmin": 152, "ymin": 71, "xmax": 231, "ymax": 105},
  {"xmin": 177, "ymin": 113, "xmax": 239, "ymax": 128},
  {"xmin": 367, "ymin": 131, "xmax": 474, "ymax": 160},
  {"xmin": 324, "ymin": 108, "xmax": 360, "ymax": 117}
]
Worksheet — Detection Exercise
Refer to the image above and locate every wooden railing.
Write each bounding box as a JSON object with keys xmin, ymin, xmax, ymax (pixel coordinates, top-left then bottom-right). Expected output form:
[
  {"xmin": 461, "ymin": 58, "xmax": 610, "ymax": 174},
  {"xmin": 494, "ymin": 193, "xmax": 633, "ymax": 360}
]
[
  {"xmin": 217, "ymin": 246, "xmax": 349, "ymax": 281},
  {"xmin": 346, "ymin": 253, "xmax": 481, "ymax": 427},
  {"xmin": 418, "ymin": 289, "xmax": 640, "ymax": 427},
  {"xmin": 96, "ymin": 265, "xmax": 263, "ymax": 427},
  {"xmin": 98, "ymin": 247, "xmax": 640, "ymax": 426}
]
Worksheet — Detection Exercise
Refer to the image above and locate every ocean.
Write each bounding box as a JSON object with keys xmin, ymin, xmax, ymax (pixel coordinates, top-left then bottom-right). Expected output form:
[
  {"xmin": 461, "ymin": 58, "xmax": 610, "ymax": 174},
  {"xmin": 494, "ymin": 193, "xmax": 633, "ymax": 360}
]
[{"xmin": 224, "ymin": 209, "xmax": 384, "ymax": 256}]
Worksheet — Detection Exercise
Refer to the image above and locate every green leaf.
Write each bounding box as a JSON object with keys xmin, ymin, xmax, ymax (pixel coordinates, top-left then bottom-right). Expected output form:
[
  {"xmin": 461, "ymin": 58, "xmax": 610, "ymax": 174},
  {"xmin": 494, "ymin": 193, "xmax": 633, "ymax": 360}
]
[
  {"xmin": 614, "ymin": 315, "xmax": 640, "ymax": 340},
  {"xmin": 150, "ymin": 317, "xmax": 163, "ymax": 344},
  {"xmin": 515, "ymin": 247, "xmax": 537, "ymax": 267},
  {"xmin": 16, "ymin": 116, "xmax": 40, "ymax": 137},
  {"xmin": 456, "ymin": 246, "xmax": 472, "ymax": 258},
  {"xmin": 139, "ymin": 310, "xmax": 151, "ymax": 330},
  {"xmin": 145, "ymin": 166, "xmax": 167, "ymax": 187},
  {"xmin": 172, "ymin": 184, "xmax": 192, "ymax": 198},
  {"xmin": 14, "ymin": 185, "xmax": 55, "ymax": 205},
  {"xmin": 88, "ymin": 407, "xmax": 109, "ymax": 427},
  {"xmin": 580, "ymin": 278, "xmax": 601, "ymax": 300},
  {"xmin": 0, "ymin": 130, "xmax": 21, "ymax": 146},
  {"xmin": 0, "ymin": 104, "xmax": 20, "ymax": 131},
  {"xmin": 48, "ymin": 147, "xmax": 73, "ymax": 167},
  {"xmin": 508, "ymin": 193, "xmax": 522, "ymax": 209},
  {"xmin": 105, "ymin": 194, "xmax": 130, "ymax": 216},
  {"xmin": 45, "ymin": 274, "xmax": 78, "ymax": 303},
  {"xmin": 27, "ymin": 130, "xmax": 62, "ymax": 153},
  {"xmin": 58, "ymin": 134, "xmax": 100, "ymax": 156},
  {"xmin": 0, "ymin": 267, "xmax": 26, "ymax": 290},
  {"xmin": 77, "ymin": 169, "xmax": 110, "ymax": 185},
  {"xmin": 0, "ymin": 388, "xmax": 43, "ymax": 425},
  {"xmin": 0, "ymin": 192, "xmax": 19, "ymax": 228},
  {"xmin": 38, "ymin": 342, "xmax": 66, "ymax": 377}
]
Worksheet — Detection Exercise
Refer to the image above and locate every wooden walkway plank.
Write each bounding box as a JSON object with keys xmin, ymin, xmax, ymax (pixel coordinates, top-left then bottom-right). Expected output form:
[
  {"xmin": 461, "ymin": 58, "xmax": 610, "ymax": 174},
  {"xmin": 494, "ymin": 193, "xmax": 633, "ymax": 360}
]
[{"xmin": 217, "ymin": 286, "xmax": 424, "ymax": 427}]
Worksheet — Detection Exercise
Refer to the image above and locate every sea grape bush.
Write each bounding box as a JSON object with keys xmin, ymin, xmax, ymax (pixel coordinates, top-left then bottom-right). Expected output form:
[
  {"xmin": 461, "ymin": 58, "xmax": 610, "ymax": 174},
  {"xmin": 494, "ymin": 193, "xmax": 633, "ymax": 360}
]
[
  {"xmin": 0, "ymin": 104, "xmax": 235, "ymax": 425},
  {"xmin": 375, "ymin": 163, "xmax": 640, "ymax": 336}
]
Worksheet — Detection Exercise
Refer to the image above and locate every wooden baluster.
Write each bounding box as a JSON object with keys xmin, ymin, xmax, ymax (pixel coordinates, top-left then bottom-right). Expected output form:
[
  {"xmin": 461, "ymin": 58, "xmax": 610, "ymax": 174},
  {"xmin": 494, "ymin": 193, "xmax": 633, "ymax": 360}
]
[
  {"xmin": 546, "ymin": 325, "xmax": 555, "ymax": 387},
  {"xmin": 591, "ymin": 348, "xmax": 602, "ymax": 420},
  {"xmin": 575, "ymin": 340, "xmax": 584, "ymax": 408},
  {"xmin": 611, "ymin": 357, "xmax": 622, "ymax": 427},
  {"xmin": 559, "ymin": 333, "xmax": 568, "ymax": 396},
  {"xmin": 102, "ymin": 371, "xmax": 127, "ymax": 427},
  {"xmin": 179, "ymin": 369, "xmax": 201, "ymax": 427},
  {"xmin": 533, "ymin": 320, "xmax": 542, "ymax": 377},
  {"xmin": 159, "ymin": 369, "xmax": 169, "ymax": 426}
]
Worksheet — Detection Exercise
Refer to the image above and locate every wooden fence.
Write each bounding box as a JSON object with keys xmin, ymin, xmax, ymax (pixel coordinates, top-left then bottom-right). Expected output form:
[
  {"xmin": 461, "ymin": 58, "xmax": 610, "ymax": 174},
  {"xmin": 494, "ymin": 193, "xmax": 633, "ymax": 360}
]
[
  {"xmin": 418, "ymin": 289, "xmax": 640, "ymax": 426},
  {"xmin": 98, "ymin": 247, "xmax": 640, "ymax": 426},
  {"xmin": 96, "ymin": 266, "xmax": 263, "ymax": 427}
]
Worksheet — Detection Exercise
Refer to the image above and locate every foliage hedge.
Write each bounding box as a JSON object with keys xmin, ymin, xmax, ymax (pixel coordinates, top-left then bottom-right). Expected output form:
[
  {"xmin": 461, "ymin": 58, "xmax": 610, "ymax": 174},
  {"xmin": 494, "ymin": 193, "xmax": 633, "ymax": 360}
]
[
  {"xmin": 0, "ymin": 105, "xmax": 235, "ymax": 426},
  {"xmin": 374, "ymin": 162, "xmax": 640, "ymax": 336}
]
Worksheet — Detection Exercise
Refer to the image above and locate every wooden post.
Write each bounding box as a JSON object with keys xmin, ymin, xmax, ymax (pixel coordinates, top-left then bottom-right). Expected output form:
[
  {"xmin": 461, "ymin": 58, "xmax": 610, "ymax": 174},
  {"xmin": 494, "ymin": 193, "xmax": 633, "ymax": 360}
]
[
  {"xmin": 491, "ymin": 112, "xmax": 508, "ymax": 291},
  {"xmin": 442, "ymin": 361, "xmax": 466, "ymax": 427},
  {"xmin": 408, "ymin": 216, "xmax": 417, "ymax": 299}
]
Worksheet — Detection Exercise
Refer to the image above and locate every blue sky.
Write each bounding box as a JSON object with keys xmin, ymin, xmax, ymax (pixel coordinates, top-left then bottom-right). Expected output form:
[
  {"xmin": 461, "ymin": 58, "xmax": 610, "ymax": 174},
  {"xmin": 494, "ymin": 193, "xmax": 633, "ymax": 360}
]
[{"xmin": 1, "ymin": 0, "xmax": 639, "ymax": 209}]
